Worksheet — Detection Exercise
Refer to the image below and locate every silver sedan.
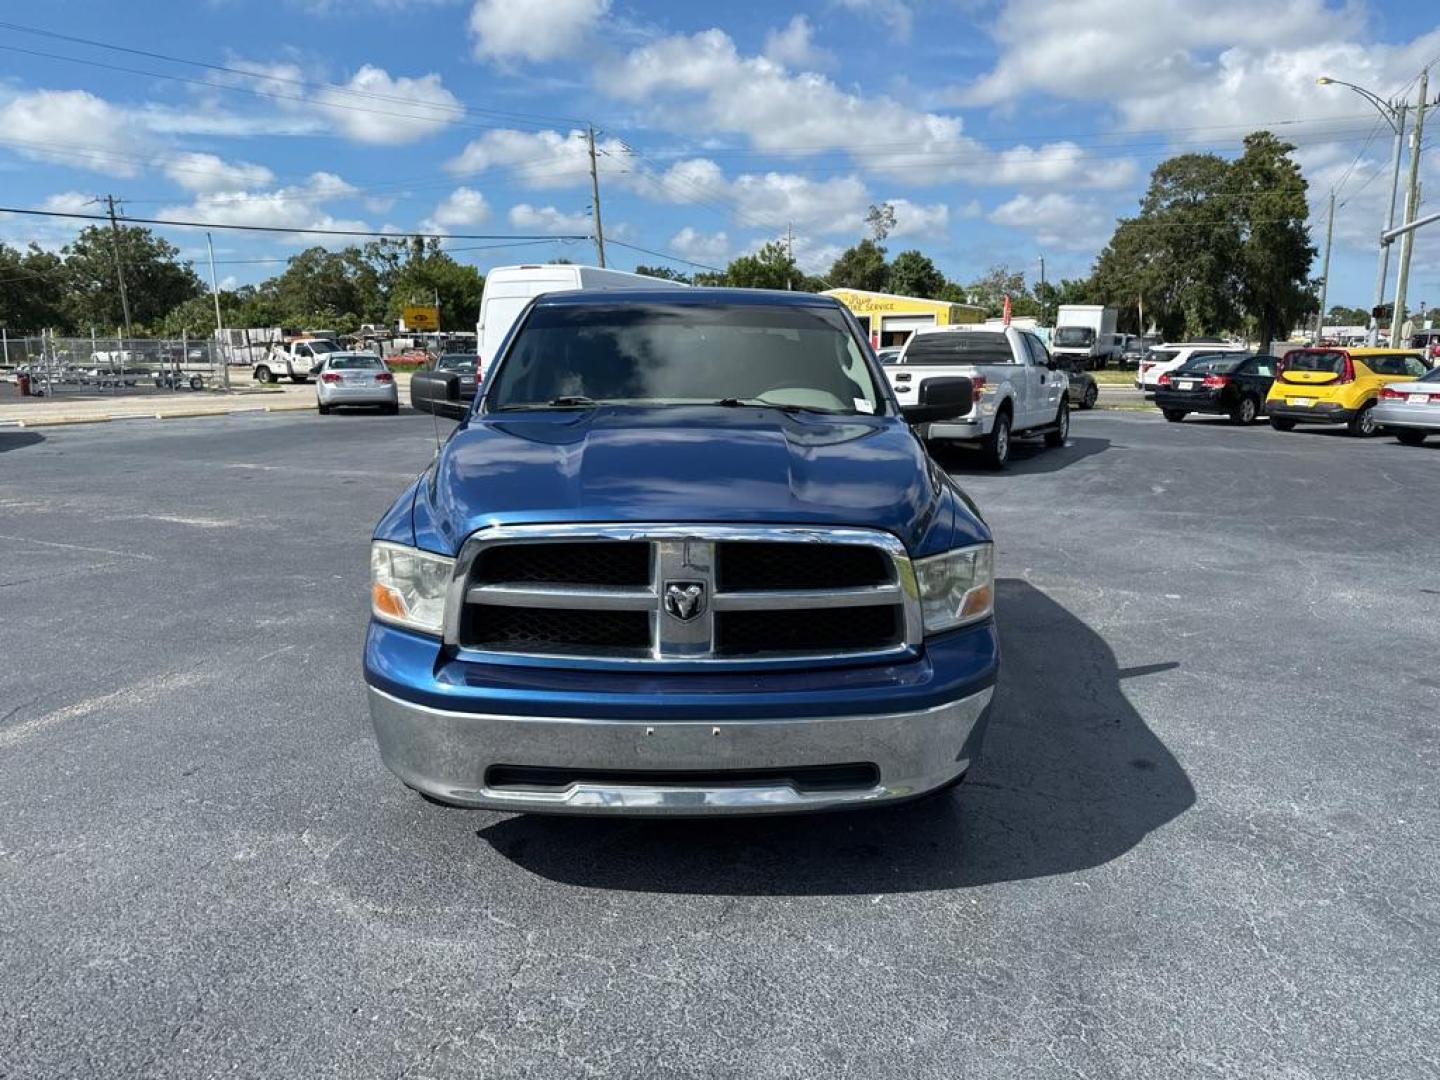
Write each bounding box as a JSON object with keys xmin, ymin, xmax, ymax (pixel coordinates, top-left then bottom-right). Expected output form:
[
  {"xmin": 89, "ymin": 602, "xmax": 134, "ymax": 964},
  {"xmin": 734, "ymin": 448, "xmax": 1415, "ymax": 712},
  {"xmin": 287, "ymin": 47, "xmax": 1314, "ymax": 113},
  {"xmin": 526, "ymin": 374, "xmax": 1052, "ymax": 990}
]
[
  {"xmin": 1374, "ymin": 366, "xmax": 1440, "ymax": 446},
  {"xmin": 316, "ymin": 353, "xmax": 400, "ymax": 415}
]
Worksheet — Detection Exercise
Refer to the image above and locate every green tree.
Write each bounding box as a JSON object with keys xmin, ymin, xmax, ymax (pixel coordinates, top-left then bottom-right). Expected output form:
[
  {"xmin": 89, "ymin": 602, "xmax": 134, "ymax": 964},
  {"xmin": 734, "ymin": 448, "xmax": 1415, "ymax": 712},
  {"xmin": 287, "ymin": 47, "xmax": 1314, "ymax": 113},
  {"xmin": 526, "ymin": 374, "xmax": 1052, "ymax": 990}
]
[
  {"xmin": 886, "ymin": 250, "xmax": 946, "ymax": 299},
  {"xmin": 722, "ymin": 241, "xmax": 803, "ymax": 290},
  {"xmin": 0, "ymin": 242, "xmax": 68, "ymax": 330},
  {"xmin": 386, "ymin": 244, "xmax": 485, "ymax": 332},
  {"xmin": 866, "ymin": 202, "xmax": 897, "ymax": 242},
  {"xmin": 61, "ymin": 225, "xmax": 204, "ymax": 332},
  {"xmin": 634, "ymin": 264, "xmax": 691, "ymax": 283},
  {"xmin": 1230, "ymin": 131, "xmax": 1317, "ymax": 351},
  {"xmin": 827, "ymin": 240, "xmax": 889, "ymax": 292},
  {"xmin": 965, "ymin": 266, "xmax": 1028, "ymax": 316},
  {"xmin": 1326, "ymin": 305, "xmax": 1370, "ymax": 325}
]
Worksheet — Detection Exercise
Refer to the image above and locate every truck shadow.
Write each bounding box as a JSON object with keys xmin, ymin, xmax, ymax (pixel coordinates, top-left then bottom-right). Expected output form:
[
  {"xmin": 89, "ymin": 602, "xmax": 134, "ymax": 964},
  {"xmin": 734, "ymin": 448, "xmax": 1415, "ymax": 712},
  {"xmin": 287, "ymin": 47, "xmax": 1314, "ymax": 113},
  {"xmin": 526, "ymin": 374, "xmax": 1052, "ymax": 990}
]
[
  {"xmin": 476, "ymin": 579, "xmax": 1195, "ymax": 895},
  {"xmin": 0, "ymin": 430, "xmax": 45, "ymax": 453},
  {"xmin": 931, "ymin": 436, "xmax": 1111, "ymax": 476}
]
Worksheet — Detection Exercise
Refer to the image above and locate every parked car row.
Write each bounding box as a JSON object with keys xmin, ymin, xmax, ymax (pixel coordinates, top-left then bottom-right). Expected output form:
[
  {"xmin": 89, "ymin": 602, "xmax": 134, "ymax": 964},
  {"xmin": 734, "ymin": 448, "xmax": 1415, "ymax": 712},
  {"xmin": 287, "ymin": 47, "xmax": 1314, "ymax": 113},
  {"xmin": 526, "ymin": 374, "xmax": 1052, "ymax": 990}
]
[{"xmin": 1154, "ymin": 345, "xmax": 1437, "ymax": 446}]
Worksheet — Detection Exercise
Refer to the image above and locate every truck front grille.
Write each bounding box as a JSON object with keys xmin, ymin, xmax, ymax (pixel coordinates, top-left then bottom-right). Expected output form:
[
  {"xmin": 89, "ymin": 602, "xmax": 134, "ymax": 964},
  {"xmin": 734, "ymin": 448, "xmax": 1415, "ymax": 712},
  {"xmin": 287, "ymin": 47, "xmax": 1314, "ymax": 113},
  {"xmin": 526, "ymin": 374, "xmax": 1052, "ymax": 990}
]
[{"xmin": 450, "ymin": 527, "xmax": 918, "ymax": 664}]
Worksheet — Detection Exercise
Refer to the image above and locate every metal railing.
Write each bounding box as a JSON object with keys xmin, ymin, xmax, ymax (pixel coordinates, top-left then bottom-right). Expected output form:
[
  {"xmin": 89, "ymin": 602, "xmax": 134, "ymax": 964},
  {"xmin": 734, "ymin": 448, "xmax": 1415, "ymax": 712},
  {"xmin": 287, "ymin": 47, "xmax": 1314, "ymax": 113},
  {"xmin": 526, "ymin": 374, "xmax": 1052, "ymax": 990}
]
[{"xmin": 1, "ymin": 332, "xmax": 248, "ymax": 398}]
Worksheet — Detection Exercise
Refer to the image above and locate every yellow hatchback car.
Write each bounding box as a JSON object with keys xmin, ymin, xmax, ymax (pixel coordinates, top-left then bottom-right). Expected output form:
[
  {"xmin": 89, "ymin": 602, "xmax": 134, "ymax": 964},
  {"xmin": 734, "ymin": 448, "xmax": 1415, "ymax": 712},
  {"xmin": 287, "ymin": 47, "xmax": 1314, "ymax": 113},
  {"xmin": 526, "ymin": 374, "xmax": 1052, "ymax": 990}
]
[{"xmin": 1267, "ymin": 348, "xmax": 1431, "ymax": 435}]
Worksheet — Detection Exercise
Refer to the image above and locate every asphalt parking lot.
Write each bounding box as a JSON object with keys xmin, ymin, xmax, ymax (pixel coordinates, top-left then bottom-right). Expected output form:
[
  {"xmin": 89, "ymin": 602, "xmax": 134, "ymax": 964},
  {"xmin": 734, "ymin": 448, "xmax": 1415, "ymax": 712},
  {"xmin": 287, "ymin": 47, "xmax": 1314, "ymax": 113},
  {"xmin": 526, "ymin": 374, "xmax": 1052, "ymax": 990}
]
[{"xmin": 2, "ymin": 410, "xmax": 1437, "ymax": 1079}]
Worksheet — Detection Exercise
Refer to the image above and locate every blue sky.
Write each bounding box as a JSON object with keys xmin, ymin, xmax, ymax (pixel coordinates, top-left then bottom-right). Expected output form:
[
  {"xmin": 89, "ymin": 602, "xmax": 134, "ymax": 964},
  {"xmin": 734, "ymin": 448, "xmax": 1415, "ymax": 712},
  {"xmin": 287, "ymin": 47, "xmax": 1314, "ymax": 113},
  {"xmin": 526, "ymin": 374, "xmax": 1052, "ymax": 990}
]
[{"xmin": 1, "ymin": 0, "xmax": 1438, "ymax": 313}]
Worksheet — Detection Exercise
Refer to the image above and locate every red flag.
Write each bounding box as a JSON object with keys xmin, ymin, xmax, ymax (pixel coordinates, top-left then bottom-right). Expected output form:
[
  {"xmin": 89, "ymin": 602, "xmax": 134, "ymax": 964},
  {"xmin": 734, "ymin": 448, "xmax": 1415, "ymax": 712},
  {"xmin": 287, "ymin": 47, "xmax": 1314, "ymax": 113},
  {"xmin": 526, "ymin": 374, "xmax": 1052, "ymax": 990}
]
[{"xmin": 1002, "ymin": 294, "xmax": 1012, "ymax": 326}]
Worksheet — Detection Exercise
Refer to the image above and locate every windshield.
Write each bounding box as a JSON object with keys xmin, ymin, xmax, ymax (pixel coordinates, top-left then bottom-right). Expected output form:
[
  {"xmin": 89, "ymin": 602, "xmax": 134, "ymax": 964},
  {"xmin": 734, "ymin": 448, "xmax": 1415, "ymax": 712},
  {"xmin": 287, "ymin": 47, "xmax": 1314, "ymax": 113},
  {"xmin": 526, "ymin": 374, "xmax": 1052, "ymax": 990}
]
[
  {"xmin": 1177, "ymin": 353, "xmax": 1245, "ymax": 374},
  {"xmin": 1053, "ymin": 327, "xmax": 1094, "ymax": 347},
  {"xmin": 487, "ymin": 302, "xmax": 884, "ymax": 415},
  {"xmin": 328, "ymin": 356, "xmax": 384, "ymax": 370},
  {"xmin": 437, "ymin": 355, "xmax": 477, "ymax": 372},
  {"xmin": 903, "ymin": 332, "xmax": 1013, "ymax": 365},
  {"xmin": 1286, "ymin": 351, "xmax": 1346, "ymax": 374}
]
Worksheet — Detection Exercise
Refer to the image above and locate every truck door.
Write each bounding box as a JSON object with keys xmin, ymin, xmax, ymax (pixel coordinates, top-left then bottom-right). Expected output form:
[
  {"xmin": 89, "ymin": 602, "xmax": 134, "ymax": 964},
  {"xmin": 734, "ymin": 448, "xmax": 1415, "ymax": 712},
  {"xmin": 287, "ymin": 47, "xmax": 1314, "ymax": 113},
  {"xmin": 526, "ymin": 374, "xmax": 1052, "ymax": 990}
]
[{"xmin": 1021, "ymin": 333, "xmax": 1060, "ymax": 426}]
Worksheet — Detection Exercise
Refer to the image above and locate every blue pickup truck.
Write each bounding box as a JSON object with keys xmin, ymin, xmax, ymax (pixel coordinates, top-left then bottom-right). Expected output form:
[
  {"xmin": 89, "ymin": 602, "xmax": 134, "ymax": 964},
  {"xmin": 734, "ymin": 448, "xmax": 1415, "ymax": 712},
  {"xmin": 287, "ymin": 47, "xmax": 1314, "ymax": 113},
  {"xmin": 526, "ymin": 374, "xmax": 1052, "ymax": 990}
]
[{"xmin": 364, "ymin": 288, "xmax": 999, "ymax": 815}]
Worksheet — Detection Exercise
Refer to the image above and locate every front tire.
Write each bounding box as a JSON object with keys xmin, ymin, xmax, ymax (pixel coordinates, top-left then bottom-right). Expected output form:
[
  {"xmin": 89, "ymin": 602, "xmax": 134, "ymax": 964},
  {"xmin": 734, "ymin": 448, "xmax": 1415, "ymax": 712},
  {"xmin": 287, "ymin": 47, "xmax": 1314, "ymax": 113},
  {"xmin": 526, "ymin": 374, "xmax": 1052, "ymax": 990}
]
[
  {"xmin": 1394, "ymin": 428, "xmax": 1427, "ymax": 446},
  {"xmin": 981, "ymin": 410, "xmax": 1011, "ymax": 470},
  {"xmin": 1080, "ymin": 383, "xmax": 1098, "ymax": 410},
  {"xmin": 1230, "ymin": 396, "xmax": 1258, "ymax": 425},
  {"xmin": 1347, "ymin": 401, "xmax": 1378, "ymax": 437},
  {"xmin": 1044, "ymin": 401, "xmax": 1069, "ymax": 447},
  {"xmin": 255, "ymin": 365, "xmax": 275, "ymax": 384},
  {"xmin": 1163, "ymin": 409, "xmax": 1187, "ymax": 422},
  {"xmin": 1269, "ymin": 417, "xmax": 1296, "ymax": 431}
]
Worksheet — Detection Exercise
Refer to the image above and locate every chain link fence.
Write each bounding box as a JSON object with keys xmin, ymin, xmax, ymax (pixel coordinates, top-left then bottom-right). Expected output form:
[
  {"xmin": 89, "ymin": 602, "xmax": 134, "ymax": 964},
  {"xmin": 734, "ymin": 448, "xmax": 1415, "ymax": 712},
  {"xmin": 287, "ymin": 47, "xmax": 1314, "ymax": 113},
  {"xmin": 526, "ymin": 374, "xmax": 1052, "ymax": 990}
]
[{"xmin": 1, "ymin": 331, "xmax": 250, "ymax": 398}]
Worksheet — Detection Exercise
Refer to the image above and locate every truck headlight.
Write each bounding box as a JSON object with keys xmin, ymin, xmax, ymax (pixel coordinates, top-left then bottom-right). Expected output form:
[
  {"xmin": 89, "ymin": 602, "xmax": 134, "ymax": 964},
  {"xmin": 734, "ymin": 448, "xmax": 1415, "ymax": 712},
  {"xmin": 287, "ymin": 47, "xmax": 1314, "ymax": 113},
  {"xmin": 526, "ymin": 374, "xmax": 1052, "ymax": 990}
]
[
  {"xmin": 370, "ymin": 541, "xmax": 454, "ymax": 636},
  {"xmin": 914, "ymin": 543, "xmax": 994, "ymax": 635}
]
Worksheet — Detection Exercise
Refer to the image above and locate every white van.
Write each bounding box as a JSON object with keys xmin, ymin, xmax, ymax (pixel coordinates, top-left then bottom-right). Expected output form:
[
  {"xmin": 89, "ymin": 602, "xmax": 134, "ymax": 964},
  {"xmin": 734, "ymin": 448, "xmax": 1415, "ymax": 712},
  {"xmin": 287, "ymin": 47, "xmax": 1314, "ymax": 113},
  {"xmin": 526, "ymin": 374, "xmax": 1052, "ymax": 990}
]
[{"xmin": 477, "ymin": 265, "xmax": 688, "ymax": 365}]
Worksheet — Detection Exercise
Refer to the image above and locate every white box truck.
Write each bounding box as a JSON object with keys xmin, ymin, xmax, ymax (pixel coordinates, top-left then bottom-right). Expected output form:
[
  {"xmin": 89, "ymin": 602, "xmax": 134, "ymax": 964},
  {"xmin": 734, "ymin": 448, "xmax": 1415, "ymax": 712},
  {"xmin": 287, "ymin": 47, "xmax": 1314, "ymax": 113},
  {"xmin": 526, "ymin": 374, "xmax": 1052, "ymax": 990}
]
[
  {"xmin": 1052, "ymin": 305, "xmax": 1120, "ymax": 370},
  {"xmin": 476, "ymin": 265, "xmax": 688, "ymax": 368}
]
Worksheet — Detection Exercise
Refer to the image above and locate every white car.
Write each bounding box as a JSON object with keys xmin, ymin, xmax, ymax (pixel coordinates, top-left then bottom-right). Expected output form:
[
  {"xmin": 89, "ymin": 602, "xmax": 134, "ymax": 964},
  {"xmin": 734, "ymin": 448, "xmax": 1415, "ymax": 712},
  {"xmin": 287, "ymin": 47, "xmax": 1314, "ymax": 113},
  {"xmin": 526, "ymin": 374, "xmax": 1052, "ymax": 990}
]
[
  {"xmin": 315, "ymin": 353, "xmax": 399, "ymax": 415},
  {"xmin": 885, "ymin": 325, "xmax": 1069, "ymax": 468},
  {"xmin": 1136, "ymin": 343, "xmax": 1247, "ymax": 395}
]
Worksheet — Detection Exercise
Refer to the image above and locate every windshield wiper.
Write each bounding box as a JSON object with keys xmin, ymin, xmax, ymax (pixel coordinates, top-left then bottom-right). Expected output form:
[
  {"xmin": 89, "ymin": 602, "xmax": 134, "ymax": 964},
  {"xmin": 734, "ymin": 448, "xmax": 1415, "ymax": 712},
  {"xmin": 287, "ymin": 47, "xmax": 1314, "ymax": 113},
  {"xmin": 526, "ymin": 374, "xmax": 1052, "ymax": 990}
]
[
  {"xmin": 495, "ymin": 395, "xmax": 601, "ymax": 411},
  {"xmin": 714, "ymin": 397, "xmax": 845, "ymax": 415}
]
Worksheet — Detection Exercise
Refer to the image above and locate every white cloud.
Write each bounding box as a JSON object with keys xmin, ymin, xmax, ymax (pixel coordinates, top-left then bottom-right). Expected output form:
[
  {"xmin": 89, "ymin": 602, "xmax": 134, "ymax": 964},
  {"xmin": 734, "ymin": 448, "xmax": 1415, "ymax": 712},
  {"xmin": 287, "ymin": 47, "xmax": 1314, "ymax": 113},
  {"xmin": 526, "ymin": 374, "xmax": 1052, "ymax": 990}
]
[
  {"xmin": 888, "ymin": 199, "xmax": 950, "ymax": 239},
  {"xmin": 158, "ymin": 172, "xmax": 366, "ymax": 238},
  {"xmin": 422, "ymin": 187, "xmax": 491, "ymax": 232},
  {"xmin": 833, "ymin": 0, "xmax": 913, "ymax": 40},
  {"xmin": 315, "ymin": 65, "xmax": 461, "ymax": 144},
  {"xmin": 40, "ymin": 191, "xmax": 94, "ymax": 215},
  {"xmin": 669, "ymin": 226, "xmax": 730, "ymax": 265},
  {"xmin": 0, "ymin": 89, "xmax": 146, "ymax": 176},
  {"xmin": 447, "ymin": 128, "xmax": 627, "ymax": 188},
  {"xmin": 763, "ymin": 15, "xmax": 833, "ymax": 71},
  {"xmin": 731, "ymin": 172, "xmax": 870, "ymax": 233},
  {"xmin": 959, "ymin": 0, "xmax": 1364, "ymax": 107},
  {"xmin": 163, "ymin": 152, "xmax": 275, "ymax": 193},
  {"xmin": 988, "ymin": 193, "xmax": 1111, "ymax": 251},
  {"xmin": 602, "ymin": 29, "xmax": 1135, "ymax": 189},
  {"xmin": 470, "ymin": 0, "xmax": 610, "ymax": 63},
  {"xmin": 508, "ymin": 203, "xmax": 592, "ymax": 234}
]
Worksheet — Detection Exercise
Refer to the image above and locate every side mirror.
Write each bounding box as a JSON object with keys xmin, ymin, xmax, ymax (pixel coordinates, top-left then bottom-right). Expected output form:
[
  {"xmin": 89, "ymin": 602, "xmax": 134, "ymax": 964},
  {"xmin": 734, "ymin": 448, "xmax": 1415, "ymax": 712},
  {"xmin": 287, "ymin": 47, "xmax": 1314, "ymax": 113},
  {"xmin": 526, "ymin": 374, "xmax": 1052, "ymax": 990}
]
[
  {"xmin": 1046, "ymin": 359, "xmax": 1058, "ymax": 371},
  {"xmin": 900, "ymin": 376, "xmax": 974, "ymax": 425},
  {"xmin": 440, "ymin": 372, "xmax": 462, "ymax": 401}
]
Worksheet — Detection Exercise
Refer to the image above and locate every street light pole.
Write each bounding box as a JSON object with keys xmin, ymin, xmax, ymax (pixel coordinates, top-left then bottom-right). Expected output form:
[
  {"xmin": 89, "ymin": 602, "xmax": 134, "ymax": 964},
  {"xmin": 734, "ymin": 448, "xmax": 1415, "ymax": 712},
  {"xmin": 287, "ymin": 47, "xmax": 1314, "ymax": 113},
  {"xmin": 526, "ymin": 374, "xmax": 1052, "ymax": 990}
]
[
  {"xmin": 1390, "ymin": 68, "xmax": 1428, "ymax": 349},
  {"xmin": 1317, "ymin": 76, "xmax": 1408, "ymax": 344},
  {"xmin": 1314, "ymin": 189, "xmax": 1335, "ymax": 344}
]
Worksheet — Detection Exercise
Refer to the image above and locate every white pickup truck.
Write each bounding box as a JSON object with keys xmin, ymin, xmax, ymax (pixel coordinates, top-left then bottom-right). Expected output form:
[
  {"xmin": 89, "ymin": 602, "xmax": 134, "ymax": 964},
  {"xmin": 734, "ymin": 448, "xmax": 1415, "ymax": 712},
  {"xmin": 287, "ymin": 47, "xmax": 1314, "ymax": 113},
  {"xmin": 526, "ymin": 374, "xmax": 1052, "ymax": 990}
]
[
  {"xmin": 885, "ymin": 325, "xmax": 1070, "ymax": 468},
  {"xmin": 253, "ymin": 338, "xmax": 344, "ymax": 384}
]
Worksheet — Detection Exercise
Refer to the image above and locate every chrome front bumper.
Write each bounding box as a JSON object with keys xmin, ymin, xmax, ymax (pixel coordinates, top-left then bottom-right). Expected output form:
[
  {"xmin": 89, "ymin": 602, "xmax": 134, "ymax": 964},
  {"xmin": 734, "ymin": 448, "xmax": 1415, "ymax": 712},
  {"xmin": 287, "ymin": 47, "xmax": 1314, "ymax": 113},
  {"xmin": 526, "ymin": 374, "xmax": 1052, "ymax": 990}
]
[{"xmin": 367, "ymin": 684, "xmax": 994, "ymax": 815}]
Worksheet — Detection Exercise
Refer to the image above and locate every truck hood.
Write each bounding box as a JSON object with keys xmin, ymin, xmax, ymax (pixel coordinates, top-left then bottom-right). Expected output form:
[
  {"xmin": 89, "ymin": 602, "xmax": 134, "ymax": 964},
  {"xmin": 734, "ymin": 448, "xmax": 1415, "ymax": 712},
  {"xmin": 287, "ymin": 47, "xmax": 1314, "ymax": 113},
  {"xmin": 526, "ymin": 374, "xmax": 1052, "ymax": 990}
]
[{"xmin": 411, "ymin": 405, "xmax": 985, "ymax": 556}]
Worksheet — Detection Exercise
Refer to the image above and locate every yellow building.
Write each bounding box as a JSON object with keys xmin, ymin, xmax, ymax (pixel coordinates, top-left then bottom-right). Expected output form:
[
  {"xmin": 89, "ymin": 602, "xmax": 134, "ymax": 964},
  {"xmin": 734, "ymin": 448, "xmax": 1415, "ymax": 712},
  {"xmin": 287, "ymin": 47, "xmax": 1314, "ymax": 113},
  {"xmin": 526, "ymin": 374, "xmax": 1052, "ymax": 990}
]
[{"xmin": 823, "ymin": 288, "xmax": 986, "ymax": 348}]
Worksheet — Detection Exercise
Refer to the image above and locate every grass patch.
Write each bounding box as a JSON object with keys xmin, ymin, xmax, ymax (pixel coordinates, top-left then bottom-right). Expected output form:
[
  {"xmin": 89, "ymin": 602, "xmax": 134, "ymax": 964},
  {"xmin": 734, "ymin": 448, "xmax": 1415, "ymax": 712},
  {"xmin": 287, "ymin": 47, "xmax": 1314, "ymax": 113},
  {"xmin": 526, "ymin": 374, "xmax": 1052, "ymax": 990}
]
[{"xmin": 1092, "ymin": 369, "xmax": 1138, "ymax": 385}]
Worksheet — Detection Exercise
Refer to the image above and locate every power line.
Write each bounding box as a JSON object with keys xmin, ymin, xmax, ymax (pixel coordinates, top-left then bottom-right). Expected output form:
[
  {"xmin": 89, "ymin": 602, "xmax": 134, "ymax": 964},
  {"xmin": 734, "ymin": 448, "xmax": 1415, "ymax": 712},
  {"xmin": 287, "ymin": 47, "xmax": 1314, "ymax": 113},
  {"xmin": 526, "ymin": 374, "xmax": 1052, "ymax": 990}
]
[
  {"xmin": 0, "ymin": 205, "xmax": 588, "ymax": 241},
  {"xmin": 0, "ymin": 22, "xmax": 588, "ymax": 129},
  {"xmin": 605, "ymin": 238, "xmax": 722, "ymax": 273}
]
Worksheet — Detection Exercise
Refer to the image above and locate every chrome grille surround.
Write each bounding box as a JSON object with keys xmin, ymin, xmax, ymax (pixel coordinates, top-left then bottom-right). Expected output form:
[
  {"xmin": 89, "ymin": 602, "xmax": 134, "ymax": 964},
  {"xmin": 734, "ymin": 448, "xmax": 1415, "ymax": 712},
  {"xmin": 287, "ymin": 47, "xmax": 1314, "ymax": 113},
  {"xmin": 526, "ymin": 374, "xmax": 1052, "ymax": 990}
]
[{"xmin": 443, "ymin": 524, "xmax": 923, "ymax": 668}]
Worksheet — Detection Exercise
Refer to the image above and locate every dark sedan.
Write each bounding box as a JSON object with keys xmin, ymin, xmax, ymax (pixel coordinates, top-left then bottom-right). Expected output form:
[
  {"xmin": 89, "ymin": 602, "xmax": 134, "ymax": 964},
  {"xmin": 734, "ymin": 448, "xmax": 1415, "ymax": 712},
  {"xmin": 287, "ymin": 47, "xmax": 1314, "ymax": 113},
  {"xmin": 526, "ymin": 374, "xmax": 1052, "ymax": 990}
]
[{"xmin": 1155, "ymin": 353, "xmax": 1277, "ymax": 424}]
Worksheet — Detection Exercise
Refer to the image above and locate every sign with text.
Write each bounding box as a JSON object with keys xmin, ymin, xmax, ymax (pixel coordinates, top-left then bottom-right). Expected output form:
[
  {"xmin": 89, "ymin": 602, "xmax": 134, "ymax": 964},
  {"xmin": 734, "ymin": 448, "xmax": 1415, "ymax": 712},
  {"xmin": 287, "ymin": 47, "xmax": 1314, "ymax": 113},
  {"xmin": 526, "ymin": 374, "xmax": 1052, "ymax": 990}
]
[{"xmin": 402, "ymin": 305, "xmax": 440, "ymax": 331}]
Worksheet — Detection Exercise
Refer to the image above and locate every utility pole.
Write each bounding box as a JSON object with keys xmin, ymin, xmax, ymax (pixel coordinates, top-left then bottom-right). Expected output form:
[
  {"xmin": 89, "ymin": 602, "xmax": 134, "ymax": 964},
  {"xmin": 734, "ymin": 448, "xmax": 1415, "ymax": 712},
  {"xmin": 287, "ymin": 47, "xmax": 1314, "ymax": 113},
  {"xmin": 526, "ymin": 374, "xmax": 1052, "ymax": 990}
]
[
  {"xmin": 1037, "ymin": 254, "xmax": 1046, "ymax": 323},
  {"xmin": 102, "ymin": 194, "xmax": 133, "ymax": 340},
  {"xmin": 205, "ymin": 232, "xmax": 228, "ymax": 389},
  {"xmin": 785, "ymin": 223, "xmax": 795, "ymax": 290},
  {"xmin": 1315, "ymin": 189, "xmax": 1335, "ymax": 343},
  {"xmin": 1370, "ymin": 102, "xmax": 1407, "ymax": 344},
  {"xmin": 585, "ymin": 125, "xmax": 606, "ymax": 268},
  {"xmin": 1390, "ymin": 68, "xmax": 1428, "ymax": 348}
]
